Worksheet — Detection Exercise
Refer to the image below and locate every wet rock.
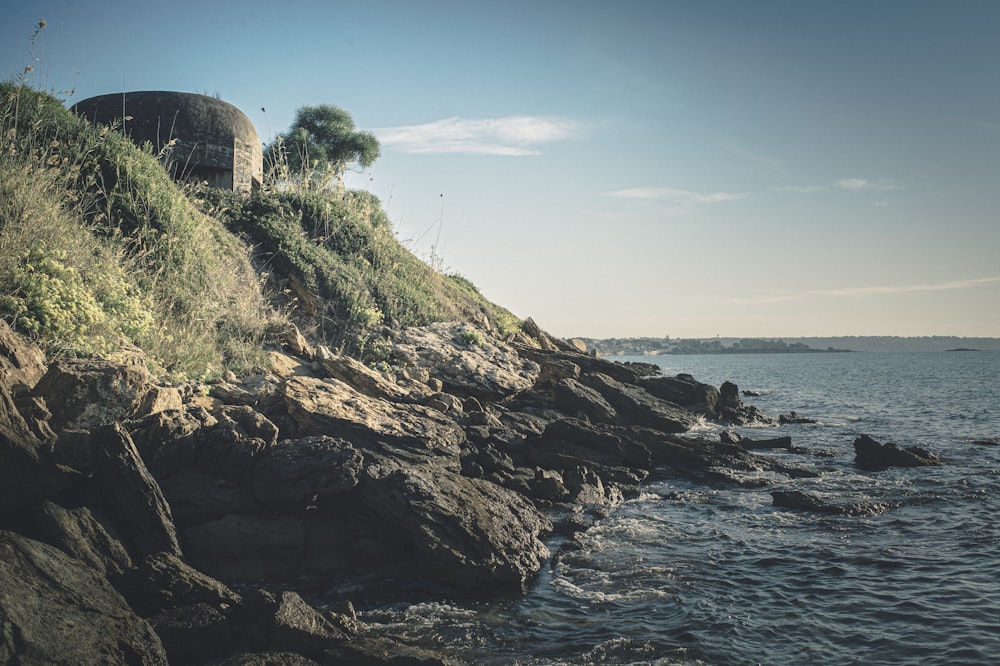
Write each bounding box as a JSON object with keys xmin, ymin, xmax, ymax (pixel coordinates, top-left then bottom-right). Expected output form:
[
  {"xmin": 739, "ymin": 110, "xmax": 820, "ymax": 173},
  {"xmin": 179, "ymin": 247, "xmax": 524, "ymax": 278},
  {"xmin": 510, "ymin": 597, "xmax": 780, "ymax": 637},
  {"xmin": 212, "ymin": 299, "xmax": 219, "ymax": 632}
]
[
  {"xmin": 237, "ymin": 590, "xmax": 348, "ymax": 659},
  {"xmin": 717, "ymin": 381, "xmax": 774, "ymax": 426},
  {"xmin": 0, "ymin": 531, "xmax": 167, "ymax": 664},
  {"xmin": 771, "ymin": 490, "xmax": 897, "ymax": 517},
  {"xmin": 213, "ymin": 652, "xmax": 321, "ymax": 665},
  {"xmin": 356, "ymin": 464, "xmax": 551, "ymax": 592},
  {"xmin": 853, "ymin": 434, "xmax": 942, "ymax": 470},
  {"xmin": 736, "ymin": 435, "xmax": 793, "ymax": 450},
  {"xmin": 779, "ymin": 411, "xmax": 817, "ymax": 425}
]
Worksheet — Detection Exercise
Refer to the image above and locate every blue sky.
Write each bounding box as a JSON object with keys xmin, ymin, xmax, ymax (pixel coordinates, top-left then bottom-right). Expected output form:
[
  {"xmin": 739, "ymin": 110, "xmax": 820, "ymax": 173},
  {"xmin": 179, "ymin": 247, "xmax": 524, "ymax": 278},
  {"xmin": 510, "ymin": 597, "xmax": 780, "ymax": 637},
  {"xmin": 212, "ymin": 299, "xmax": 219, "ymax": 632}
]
[{"xmin": 4, "ymin": 0, "xmax": 999, "ymax": 338}]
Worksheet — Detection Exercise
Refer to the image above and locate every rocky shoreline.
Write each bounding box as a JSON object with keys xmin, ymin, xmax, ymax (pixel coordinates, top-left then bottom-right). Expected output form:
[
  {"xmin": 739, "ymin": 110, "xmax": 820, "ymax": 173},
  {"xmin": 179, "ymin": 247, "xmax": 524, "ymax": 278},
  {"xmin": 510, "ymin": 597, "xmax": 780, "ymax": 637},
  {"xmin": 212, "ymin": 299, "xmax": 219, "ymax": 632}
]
[{"xmin": 3, "ymin": 317, "xmax": 933, "ymax": 664}]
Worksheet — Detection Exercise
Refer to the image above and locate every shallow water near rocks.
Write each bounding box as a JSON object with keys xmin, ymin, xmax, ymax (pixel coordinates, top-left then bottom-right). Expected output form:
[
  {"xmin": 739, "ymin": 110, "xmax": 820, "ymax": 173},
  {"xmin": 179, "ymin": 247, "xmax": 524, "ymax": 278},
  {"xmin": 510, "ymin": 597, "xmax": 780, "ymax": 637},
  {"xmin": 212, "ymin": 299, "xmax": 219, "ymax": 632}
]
[{"xmin": 359, "ymin": 351, "xmax": 1000, "ymax": 665}]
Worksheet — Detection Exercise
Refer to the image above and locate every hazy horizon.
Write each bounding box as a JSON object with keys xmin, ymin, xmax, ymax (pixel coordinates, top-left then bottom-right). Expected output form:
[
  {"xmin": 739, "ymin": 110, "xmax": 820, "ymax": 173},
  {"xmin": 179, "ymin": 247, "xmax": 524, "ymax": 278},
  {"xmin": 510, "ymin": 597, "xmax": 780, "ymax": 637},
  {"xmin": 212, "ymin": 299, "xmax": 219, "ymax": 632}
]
[{"xmin": 3, "ymin": 1, "xmax": 998, "ymax": 339}]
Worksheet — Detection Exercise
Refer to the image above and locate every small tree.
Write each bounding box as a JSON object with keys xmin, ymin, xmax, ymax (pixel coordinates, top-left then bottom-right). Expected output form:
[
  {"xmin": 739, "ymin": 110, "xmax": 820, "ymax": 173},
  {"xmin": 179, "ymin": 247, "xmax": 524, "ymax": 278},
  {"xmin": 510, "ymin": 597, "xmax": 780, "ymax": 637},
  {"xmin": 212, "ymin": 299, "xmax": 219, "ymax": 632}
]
[{"xmin": 265, "ymin": 104, "xmax": 379, "ymax": 188}]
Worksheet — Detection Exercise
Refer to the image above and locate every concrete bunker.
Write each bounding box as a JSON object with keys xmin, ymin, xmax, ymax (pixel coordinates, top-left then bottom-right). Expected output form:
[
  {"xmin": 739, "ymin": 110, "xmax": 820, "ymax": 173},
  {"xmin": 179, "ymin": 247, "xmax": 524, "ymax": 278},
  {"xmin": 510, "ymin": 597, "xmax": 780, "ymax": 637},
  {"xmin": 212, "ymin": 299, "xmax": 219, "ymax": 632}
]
[{"xmin": 72, "ymin": 91, "xmax": 263, "ymax": 194}]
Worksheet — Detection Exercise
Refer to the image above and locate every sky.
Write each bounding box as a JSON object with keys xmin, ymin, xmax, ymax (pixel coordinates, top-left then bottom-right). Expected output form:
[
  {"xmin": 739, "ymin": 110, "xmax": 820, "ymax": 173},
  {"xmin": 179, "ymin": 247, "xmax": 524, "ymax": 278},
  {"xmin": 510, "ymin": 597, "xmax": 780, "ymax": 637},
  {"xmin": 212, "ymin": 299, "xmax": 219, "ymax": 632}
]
[{"xmin": 3, "ymin": 0, "xmax": 999, "ymax": 339}]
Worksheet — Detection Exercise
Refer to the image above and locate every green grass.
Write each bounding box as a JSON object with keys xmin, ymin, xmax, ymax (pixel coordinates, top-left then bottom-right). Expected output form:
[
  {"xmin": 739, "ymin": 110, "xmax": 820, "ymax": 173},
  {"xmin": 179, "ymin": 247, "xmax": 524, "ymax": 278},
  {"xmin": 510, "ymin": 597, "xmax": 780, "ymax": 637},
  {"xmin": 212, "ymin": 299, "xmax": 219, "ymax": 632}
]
[
  {"xmin": 0, "ymin": 83, "xmax": 275, "ymax": 380},
  {"xmin": 194, "ymin": 185, "xmax": 521, "ymax": 362},
  {"xmin": 0, "ymin": 83, "xmax": 522, "ymax": 378}
]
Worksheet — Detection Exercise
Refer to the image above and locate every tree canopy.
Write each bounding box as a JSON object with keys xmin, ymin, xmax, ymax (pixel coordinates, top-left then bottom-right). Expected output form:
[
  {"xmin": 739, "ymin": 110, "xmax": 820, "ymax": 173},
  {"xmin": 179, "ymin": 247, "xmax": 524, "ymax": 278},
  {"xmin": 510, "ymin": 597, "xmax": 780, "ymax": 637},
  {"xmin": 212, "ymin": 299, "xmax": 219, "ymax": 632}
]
[{"xmin": 266, "ymin": 104, "xmax": 379, "ymax": 185}]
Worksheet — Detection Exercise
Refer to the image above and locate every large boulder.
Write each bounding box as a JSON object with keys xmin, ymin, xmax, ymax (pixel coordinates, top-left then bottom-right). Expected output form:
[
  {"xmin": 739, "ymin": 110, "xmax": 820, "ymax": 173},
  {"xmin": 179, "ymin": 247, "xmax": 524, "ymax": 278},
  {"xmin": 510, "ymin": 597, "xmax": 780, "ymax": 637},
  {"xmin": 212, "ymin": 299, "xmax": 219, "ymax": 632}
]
[
  {"xmin": 356, "ymin": 464, "xmax": 551, "ymax": 592},
  {"xmin": 243, "ymin": 436, "xmax": 363, "ymax": 510},
  {"xmin": 32, "ymin": 356, "xmax": 151, "ymax": 431},
  {"xmin": 130, "ymin": 405, "xmax": 277, "ymax": 481},
  {"xmin": 0, "ymin": 531, "xmax": 167, "ymax": 664},
  {"xmin": 392, "ymin": 322, "xmax": 540, "ymax": 401},
  {"xmin": 552, "ymin": 378, "xmax": 619, "ymax": 424},
  {"xmin": 579, "ymin": 372, "xmax": 698, "ymax": 433},
  {"xmin": 280, "ymin": 376, "xmax": 465, "ymax": 462},
  {"xmin": 117, "ymin": 551, "xmax": 242, "ymax": 617},
  {"xmin": 90, "ymin": 423, "xmax": 181, "ymax": 559},
  {"xmin": 640, "ymin": 373, "xmax": 720, "ymax": 416}
]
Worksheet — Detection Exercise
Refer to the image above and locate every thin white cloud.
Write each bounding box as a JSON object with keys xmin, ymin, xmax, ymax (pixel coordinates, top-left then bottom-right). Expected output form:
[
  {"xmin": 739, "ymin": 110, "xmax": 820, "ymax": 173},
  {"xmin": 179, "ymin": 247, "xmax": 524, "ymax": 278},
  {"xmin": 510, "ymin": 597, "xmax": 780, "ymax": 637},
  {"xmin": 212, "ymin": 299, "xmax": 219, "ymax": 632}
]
[
  {"xmin": 605, "ymin": 187, "xmax": 747, "ymax": 204},
  {"xmin": 834, "ymin": 177, "xmax": 903, "ymax": 192},
  {"xmin": 772, "ymin": 185, "xmax": 829, "ymax": 193},
  {"xmin": 731, "ymin": 276, "xmax": 1000, "ymax": 305},
  {"xmin": 820, "ymin": 276, "xmax": 1000, "ymax": 297},
  {"xmin": 374, "ymin": 116, "xmax": 580, "ymax": 155},
  {"xmin": 774, "ymin": 178, "xmax": 903, "ymax": 194}
]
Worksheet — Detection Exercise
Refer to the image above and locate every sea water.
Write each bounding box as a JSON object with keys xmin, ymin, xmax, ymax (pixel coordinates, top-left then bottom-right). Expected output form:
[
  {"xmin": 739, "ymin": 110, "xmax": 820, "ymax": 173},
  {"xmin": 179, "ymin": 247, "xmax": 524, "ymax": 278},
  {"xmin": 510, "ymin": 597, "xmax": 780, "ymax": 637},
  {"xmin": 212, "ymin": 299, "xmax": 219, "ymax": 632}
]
[{"xmin": 362, "ymin": 351, "xmax": 1000, "ymax": 665}]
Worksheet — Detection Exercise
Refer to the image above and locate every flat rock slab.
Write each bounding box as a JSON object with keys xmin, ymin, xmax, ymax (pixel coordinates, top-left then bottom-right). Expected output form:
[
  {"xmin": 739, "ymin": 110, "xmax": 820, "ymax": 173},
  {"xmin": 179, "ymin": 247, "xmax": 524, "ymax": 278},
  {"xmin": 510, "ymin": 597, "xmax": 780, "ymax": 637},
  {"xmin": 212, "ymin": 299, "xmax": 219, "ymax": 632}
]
[{"xmin": 280, "ymin": 376, "xmax": 465, "ymax": 459}]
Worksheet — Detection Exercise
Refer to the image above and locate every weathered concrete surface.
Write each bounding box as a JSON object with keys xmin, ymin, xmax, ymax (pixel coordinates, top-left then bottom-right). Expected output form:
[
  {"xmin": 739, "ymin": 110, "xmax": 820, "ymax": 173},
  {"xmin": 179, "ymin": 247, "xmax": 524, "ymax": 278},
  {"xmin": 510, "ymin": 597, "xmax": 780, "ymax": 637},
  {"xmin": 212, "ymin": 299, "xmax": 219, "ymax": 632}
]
[{"xmin": 73, "ymin": 91, "xmax": 263, "ymax": 193}]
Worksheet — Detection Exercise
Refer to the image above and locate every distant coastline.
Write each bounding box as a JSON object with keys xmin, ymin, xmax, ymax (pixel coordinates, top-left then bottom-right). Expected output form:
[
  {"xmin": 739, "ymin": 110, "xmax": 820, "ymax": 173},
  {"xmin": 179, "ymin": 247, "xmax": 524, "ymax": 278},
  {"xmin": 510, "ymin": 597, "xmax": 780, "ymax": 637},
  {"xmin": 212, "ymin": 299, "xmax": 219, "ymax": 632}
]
[{"xmin": 579, "ymin": 335, "xmax": 1000, "ymax": 356}]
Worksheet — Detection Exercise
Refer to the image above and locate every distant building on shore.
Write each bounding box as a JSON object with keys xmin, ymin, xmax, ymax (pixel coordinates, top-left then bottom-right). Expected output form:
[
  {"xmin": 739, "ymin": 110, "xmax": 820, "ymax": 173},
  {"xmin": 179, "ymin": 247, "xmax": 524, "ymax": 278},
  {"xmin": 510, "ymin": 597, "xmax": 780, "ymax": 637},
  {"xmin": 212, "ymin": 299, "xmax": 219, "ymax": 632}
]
[{"xmin": 72, "ymin": 91, "xmax": 262, "ymax": 194}]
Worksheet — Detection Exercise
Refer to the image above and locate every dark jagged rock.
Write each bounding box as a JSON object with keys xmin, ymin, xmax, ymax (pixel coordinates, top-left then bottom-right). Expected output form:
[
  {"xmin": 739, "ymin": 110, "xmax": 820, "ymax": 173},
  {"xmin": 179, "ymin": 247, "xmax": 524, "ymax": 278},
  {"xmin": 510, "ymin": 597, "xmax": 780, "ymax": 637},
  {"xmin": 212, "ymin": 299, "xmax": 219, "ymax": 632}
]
[
  {"xmin": 184, "ymin": 513, "xmax": 306, "ymax": 582},
  {"xmin": 723, "ymin": 430, "xmax": 795, "ymax": 450},
  {"xmin": 0, "ymin": 531, "xmax": 168, "ymax": 664},
  {"xmin": 355, "ymin": 464, "xmax": 551, "ymax": 592},
  {"xmin": 130, "ymin": 405, "xmax": 277, "ymax": 482},
  {"xmin": 552, "ymin": 377, "xmax": 619, "ymax": 424},
  {"xmin": 579, "ymin": 372, "xmax": 698, "ymax": 433},
  {"xmin": 515, "ymin": 345, "xmax": 640, "ymax": 384},
  {"xmin": 151, "ymin": 602, "xmax": 236, "ymax": 662},
  {"xmin": 640, "ymin": 373, "xmax": 720, "ymax": 416},
  {"xmin": 853, "ymin": 434, "xmax": 942, "ymax": 470},
  {"xmin": 717, "ymin": 380, "xmax": 775, "ymax": 426},
  {"xmin": 243, "ymin": 436, "xmax": 363, "ymax": 510},
  {"xmin": 29, "ymin": 500, "xmax": 134, "ymax": 578},
  {"xmin": 117, "ymin": 551, "xmax": 242, "ymax": 618},
  {"xmin": 779, "ymin": 411, "xmax": 817, "ymax": 425},
  {"xmin": 91, "ymin": 423, "xmax": 182, "ymax": 559}
]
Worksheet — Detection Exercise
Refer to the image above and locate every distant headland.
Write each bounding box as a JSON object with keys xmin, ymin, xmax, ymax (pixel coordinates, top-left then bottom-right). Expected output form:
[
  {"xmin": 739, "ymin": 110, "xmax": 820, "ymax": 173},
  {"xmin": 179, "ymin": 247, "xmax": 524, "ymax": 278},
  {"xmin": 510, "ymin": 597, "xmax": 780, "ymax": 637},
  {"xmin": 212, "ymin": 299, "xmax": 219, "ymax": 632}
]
[{"xmin": 580, "ymin": 336, "xmax": 1000, "ymax": 356}]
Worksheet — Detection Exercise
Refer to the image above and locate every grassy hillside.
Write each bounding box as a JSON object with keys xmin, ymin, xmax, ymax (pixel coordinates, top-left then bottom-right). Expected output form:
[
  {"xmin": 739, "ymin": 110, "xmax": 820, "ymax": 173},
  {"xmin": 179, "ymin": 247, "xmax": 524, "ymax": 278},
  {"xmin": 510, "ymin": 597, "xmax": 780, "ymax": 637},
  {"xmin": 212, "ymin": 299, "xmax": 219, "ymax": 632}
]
[{"xmin": 0, "ymin": 83, "xmax": 520, "ymax": 379}]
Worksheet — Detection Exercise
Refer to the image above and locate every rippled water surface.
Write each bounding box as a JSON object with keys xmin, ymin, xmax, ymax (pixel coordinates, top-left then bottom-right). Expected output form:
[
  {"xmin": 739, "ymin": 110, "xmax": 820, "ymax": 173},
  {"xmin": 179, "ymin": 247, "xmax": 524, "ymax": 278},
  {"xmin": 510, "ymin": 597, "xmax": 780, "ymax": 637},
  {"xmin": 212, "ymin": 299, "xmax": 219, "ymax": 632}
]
[{"xmin": 363, "ymin": 352, "xmax": 1000, "ymax": 665}]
